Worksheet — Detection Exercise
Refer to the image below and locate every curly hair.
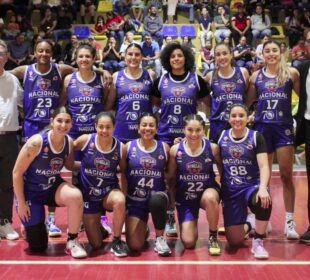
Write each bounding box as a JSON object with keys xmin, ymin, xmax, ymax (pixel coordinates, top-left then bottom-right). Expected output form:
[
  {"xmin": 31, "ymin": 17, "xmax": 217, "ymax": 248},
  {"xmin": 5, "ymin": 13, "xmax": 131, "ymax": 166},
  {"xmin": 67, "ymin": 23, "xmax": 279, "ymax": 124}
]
[{"xmin": 160, "ymin": 42, "xmax": 195, "ymax": 73}]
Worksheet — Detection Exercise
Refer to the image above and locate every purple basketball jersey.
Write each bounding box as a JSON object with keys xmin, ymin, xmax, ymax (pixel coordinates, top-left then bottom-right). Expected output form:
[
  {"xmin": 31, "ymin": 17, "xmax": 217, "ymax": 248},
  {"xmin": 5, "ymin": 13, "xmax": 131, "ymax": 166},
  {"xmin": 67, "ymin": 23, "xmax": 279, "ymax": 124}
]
[
  {"xmin": 114, "ymin": 69, "xmax": 153, "ymax": 143},
  {"xmin": 67, "ymin": 72, "xmax": 105, "ymax": 139},
  {"xmin": 23, "ymin": 63, "xmax": 62, "ymax": 138}
]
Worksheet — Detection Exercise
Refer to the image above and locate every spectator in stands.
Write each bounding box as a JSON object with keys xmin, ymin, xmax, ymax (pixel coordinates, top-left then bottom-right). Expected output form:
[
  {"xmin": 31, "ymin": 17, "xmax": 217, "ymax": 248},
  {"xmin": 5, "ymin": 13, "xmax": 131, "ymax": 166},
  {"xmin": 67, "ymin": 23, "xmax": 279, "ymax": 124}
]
[
  {"xmin": 16, "ymin": 14, "xmax": 33, "ymax": 41},
  {"xmin": 61, "ymin": 0, "xmax": 78, "ymax": 23},
  {"xmin": 102, "ymin": 35, "xmax": 122, "ymax": 73},
  {"xmin": 291, "ymin": 38, "xmax": 308, "ymax": 68},
  {"xmin": 255, "ymin": 34, "xmax": 270, "ymax": 69},
  {"xmin": 0, "ymin": 18, "xmax": 4, "ymax": 38},
  {"xmin": 301, "ymin": 8, "xmax": 310, "ymax": 32},
  {"xmin": 53, "ymin": 6, "xmax": 73, "ymax": 42},
  {"xmin": 123, "ymin": 14, "xmax": 141, "ymax": 34},
  {"xmin": 119, "ymin": 31, "xmax": 138, "ymax": 65},
  {"xmin": 231, "ymin": 3, "xmax": 252, "ymax": 46},
  {"xmin": 181, "ymin": 35, "xmax": 195, "ymax": 54},
  {"xmin": 144, "ymin": 0, "xmax": 166, "ymax": 22},
  {"xmin": 5, "ymin": 32, "xmax": 30, "ymax": 70},
  {"xmin": 39, "ymin": 7, "xmax": 57, "ymax": 39},
  {"xmin": 269, "ymin": 0, "xmax": 282, "ymax": 23},
  {"xmin": 3, "ymin": 13, "xmax": 20, "ymax": 39},
  {"xmin": 233, "ymin": 35, "xmax": 256, "ymax": 72},
  {"xmin": 62, "ymin": 34, "xmax": 79, "ymax": 66},
  {"xmin": 250, "ymin": 4, "xmax": 271, "ymax": 45},
  {"xmin": 103, "ymin": 12, "xmax": 125, "ymax": 45},
  {"xmin": 161, "ymin": 35, "xmax": 173, "ymax": 50},
  {"xmin": 45, "ymin": 0, "xmax": 62, "ymax": 15},
  {"xmin": 174, "ymin": 0, "xmax": 195, "ymax": 24},
  {"xmin": 214, "ymin": 5, "xmax": 231, "ymax": 43},
  {"xmin": 88, "ymin": 35, "xmax": 103, "ymax": 68},
  {"xmin": 198, "ymin": 6, "xmax": 213, "ymax": 47},
  {"xmin": 285, "ymin": 8, "xmax": 302, "ymax": 49},
  {"xmin": 131, "ymin": 0, "xmax": 145, "ymax": 21},
  {"xmin": 201, "ymin": 39, "xmax": 214, "ymax": 77},
  {"xmin": 77, "ymin": 0, "xmax": 96, "ymax": 24},
  {"xmin": 141, "ymin": 32, "xmax": 161, "ymax": 77},
  {"xmin": 143, "ymin": 4, "xmax": 163, "ymax": 48},
  {"xmin": 280, "ymin": 42, "xmax": 289, "ymax": 63},
  {"xmin": 91, "ymin": 15, "xmax": 105, "ymax": 35}
]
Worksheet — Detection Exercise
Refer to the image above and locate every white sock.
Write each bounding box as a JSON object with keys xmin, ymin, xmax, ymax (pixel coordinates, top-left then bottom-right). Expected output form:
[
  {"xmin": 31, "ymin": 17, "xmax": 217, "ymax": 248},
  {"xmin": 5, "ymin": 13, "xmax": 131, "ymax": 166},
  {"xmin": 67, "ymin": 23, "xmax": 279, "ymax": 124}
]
[
  {"xmin": 285, "ymin": 212, "xmax": 294, "ymax": 223},
  {"xmin": 48, "ymin": 212, "xmax": 55, "ymax": 222}
]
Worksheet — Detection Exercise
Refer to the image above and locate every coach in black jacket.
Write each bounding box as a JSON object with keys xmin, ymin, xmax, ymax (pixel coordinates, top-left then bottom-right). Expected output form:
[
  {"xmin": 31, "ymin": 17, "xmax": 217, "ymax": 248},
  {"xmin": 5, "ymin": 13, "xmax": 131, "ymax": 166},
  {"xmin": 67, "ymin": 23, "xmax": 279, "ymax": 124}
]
[{"xmin": 295, "ymin": 55, "xmax": 310, "ymax": 242}]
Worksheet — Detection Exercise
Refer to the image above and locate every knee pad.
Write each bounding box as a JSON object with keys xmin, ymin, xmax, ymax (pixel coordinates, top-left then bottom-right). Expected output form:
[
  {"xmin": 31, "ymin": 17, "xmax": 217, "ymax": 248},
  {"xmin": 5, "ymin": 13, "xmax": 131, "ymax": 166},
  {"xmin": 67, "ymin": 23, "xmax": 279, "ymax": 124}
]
[
  {"xmin": 149, "ymin": 193, "xmax": 168, "ymax": 230},
  {"xmin": 25, "ymin": 223, "xmax": 48, "ymax": 252},
  {"xmin": 248, "ymin": 190, "xmax": 272, "ymax": 221}
]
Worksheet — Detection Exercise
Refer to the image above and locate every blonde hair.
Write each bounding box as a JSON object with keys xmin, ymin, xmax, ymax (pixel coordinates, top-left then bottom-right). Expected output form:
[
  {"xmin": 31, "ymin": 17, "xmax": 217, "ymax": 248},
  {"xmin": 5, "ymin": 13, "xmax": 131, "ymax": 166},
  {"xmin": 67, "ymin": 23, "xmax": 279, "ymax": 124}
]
[{"xmin": 263, "ymin": 41, "xmax": 290, "ymax": 86}]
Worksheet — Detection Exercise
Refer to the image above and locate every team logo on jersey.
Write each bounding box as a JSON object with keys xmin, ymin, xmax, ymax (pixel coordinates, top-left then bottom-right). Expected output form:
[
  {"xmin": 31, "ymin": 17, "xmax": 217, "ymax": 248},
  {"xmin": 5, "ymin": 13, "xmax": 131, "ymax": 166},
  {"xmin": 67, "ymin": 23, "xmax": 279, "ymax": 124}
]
[
  {"xmin": 140, "ymin": 156, "xmax": 156, "ymax": 169},
  {"xmin": 229, "ymin": 146, "xmax": 244, "ymax": 159},
  {"xmin": 94, "ymin": 157, "xmax": 110, "ymax": 170},
  {"xmin": 50, "ymin": 157, "xmax": 63, "ymax": 170},
  {"xmin": 158, "ymin": 154, "xmax": 164, "ymax": 160},
  {"xmin": 246, "ymin": 144, "xmax": 253, "ymax": 150},
  {"xmin": 222, "ymin": 82, "xmax": 236, "ymax": 94},
  {"xmin": 188, "ymin": 81, "xmax": 195, "ymax": 88},
  {"xmin": 171, "ymin": 87, "xmax": 185, "ymax": 97},
  {"xmin": 177, "ymin": 151, "xmax": 183, "ymax": 158},
  {"xmin": 265, "ymin": 80, "xmax": 278, "ymax": 92},
  {"xmin": 53, "ymin": 75, "xmax": 58, "ymax": 81},
  {"xmin": 131, "ymin": 146, "xmax": 137, "ymax": 157},
  {"xmin": 28, "ymin": 70, "xmax": 34, "ymax": 81},
  {"xmin": 79, "ymin": 87, "xmax": 93, "ymax": 96},
  {"xmin": 37, "ymin": 78, "xmax": 51, "ymax": 90},
  {"xmin": 42, "ymin": 146, "xmax": 49, "ymax": 158},
  {"xmin": 129, "ymin": 83, "xmax": 143, "ymax": 94},
  {"xmin": 187, "ymin": 161, "xmax": 202, "ymax": 175}
]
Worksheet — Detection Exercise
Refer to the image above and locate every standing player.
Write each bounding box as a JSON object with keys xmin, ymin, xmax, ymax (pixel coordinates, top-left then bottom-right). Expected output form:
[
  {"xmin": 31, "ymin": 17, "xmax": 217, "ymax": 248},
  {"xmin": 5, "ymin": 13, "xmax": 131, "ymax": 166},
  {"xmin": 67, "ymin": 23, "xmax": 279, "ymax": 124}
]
[
  {"xmin": 167, "ymin": 114, "xmax": 222, "ymax": 255},
  {"xmin": 74, "ymin": 112, "xmax": 128, "ymax": 257},
  {"xmin": 204, "ymin": 43, "xmax": 249, "ymax": 143},
  {"xmin": 218, "ymin": 104, "xmax": 272, "ymax": 259},
  {"xmin": 151, "ymin": 42, "xmax": 210, "ymax": 237},
  {"xmin": 247, "ymin": 40, "xmax": 300, "ymax": 240},
  {"xmin": 105, "ymin": 43, "xmax": 156, "ymax": 143},
  {"xmin": 11, "ymin": 39, "xmax": 74, "ymax": 238},
  {"xmin": 124, "ymin": 113, "xmax": 171, "ymax": 256},
  {"xmin": 12, "ymin": 107, "xmax": 87, "ymax": 258}
]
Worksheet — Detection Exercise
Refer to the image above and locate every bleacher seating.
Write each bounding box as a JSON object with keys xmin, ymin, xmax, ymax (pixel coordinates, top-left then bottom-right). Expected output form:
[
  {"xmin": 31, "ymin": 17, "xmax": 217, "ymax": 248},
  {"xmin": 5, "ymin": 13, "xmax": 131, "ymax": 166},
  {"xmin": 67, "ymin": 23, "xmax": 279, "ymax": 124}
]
[
  {"xmin": 75, "ymin": 26, "xmax": 91, "ymax": 39},
  {"xmin": 163, "ymin": 25, "xmax": 178, "ymax": 39},
  {"xmin": 180, "ymin": 25, "xmax": 196, "ymax": 39}
]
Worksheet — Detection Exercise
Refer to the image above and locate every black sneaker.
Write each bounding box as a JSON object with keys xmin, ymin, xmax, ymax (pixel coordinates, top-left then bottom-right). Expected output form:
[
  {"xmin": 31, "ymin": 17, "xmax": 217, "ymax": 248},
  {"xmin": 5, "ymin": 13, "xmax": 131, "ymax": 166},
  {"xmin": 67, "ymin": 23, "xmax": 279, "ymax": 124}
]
[
  {"xmin": 300, "ymin": 227, "xmax": 310, "ymax": 244},
  {"xmin": 110, "ymin": 238, "xmax": 128, "ymax": 257},
  {"xmin": 208, "ymin": 235, "xmax": 221, "ymax": 256}
]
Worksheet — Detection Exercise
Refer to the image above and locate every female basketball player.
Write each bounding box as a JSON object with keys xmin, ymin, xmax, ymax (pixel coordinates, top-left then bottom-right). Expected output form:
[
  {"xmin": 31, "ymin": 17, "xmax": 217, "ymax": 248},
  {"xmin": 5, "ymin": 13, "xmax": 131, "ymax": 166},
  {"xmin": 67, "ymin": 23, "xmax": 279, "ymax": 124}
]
[
  {"xmin": 247, "ymin": 40, "xmax": 300, "ymax": 240},
  {"xmin": 12, "ymin": 107, "xmax": 87, "ymax": 259}
]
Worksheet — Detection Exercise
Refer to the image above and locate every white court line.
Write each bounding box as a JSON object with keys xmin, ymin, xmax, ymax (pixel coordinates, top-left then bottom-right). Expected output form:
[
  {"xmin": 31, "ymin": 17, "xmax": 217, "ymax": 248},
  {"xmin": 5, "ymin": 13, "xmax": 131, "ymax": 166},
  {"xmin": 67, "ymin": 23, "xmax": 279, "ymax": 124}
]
[{"xmin": 1, "ymin": 260, "xmax": 310, "ymax": 265}]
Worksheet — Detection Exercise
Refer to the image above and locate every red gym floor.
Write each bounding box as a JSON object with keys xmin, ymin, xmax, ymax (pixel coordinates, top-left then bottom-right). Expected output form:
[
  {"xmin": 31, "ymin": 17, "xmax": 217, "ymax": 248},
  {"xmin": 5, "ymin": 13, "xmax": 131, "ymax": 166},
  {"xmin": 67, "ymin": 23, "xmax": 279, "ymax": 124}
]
[{"xmin": 1, "ymin": 169, "xmax": 310, "ymax": 280}]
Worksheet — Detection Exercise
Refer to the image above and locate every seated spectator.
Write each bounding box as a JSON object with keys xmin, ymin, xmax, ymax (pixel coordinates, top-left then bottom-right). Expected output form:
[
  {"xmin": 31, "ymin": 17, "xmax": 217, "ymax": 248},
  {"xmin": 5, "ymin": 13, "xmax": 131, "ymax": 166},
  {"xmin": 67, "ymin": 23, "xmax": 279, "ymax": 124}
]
[
  {"xmin": 291, "ymin": 38, "xmax": 308, "ymax": 68},
  {"xmin": 231, "ymin": 3, "xmax": 252, "ymax": 46},
  {"xmin": 102, "ymin": 35, "xmax": 122, "ymax": 73},
  {"xmin": 198, "ymin": 6, "xmax": 213, "ymax": 47},
  {"xmin": 53, "ymin": 6, "xmax": 73, "ymax": 42},
  {"xmin": 214, "ymin": 5, "xmax": 231, "ymax": 43},
  {"xmin": 77, "ymin": 0, "xmax": 96, "ymax": 24},
  {"xmin": 280, "ymin": 42, "xmax": 289, "ymax": 63},
  {"xmin": 16, "ymin": 14, "xmax": 33, "ymax": 41},
  {"xmin": 3, "ymin": 13, "xmax": 20, "ymax": 39},
  {"xmin": 143, "ymin": 0, "xmax": 166, "ymax": 22},
  {"xmin": 118, "ymin": 0, "xmax": 132, "ymax": 16},
  {"xmin": 61, "ymin": 34, "xmax": 79, "ymax": 66},
  {"xmin": 255, "ymin": 34, "xmax": 270, "ymax": 68},
  {"xmin": 88, "ymin": 35, "xmax": 103, "ymax": 68},
  {"xmin": 45, "ymin": 0, "xmax": 62, "ymax": 15},
  {"xmin": 285, "ymin": 8, "xmax": 302, "ymax": 49},
  {"xmin": 301, "ymin": 8, "xmax": 310, "ymax": 32},
  {"xmin": 119, "ymin": 31, "xmax": 139, "ymax": 64},
  {"xmin": 201, "ymin": 39, "xmax": 215, "ymax": 77},
  {"xmin": 5, "ymin": 32, "xmax": 30, "ymax": 70},
  {"xmin": 174, "ymin": 0, "xmax": 195, "ymax": 24},
  {"xmin": 143, "ymin": 4, "xmax": 163, "ymax": 48},
  {"xmin": 182, "ymin": 35, "xmax": 195, "ymax": 53},
  {"xmin": 161, "ymin": 35, "xmax": 173, "ymax": 50},
  {"xmin": 103, "ymin": 12, "xmax": 125, "ymax": 45},
  {"xmin": 39, "ymin": 7, "xmax": 57, "ymax": 39},
  {"xmin": 250, "ymin": 4, "xmax": 271, "ymax": 45},
  {"xmin": 91, "ymin": 15, "xmax": 105, "ymax": 35},
  {"xmin": 140, "ymin": 32, "xmax": 161, "ymax": 77},
  {"xmin": 131, "ymin": 0, "xmax": 145, "ymax": 21},
  {"xmin": 233, "ymin": 35, "xmax": 256, "ymax": 71},
  {"xmin": 61, "ymin": 0, "xmax": 77, "ymax": 23},
  {"xmin": 123, "ymin": 14, "xmax": 141, "ymax": 34}
]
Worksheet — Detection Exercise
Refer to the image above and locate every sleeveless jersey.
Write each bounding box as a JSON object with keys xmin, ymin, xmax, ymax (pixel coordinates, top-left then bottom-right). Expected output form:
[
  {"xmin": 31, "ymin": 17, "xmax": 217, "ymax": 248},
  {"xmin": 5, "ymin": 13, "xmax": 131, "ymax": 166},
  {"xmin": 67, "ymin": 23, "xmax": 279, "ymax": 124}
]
[
  {"xmin": 114, "ymin": 69, "xmax": 153, "ymax": 143},
  {"xmin": 157, "ymin": 72, "xmax": 200, "ymax": 145},
  {"xmin": 23, "ymin": 63, "xmax": 62, "ymax": 137},
  {"xmin": 210, "ymin": 67, "xmax": 246, "ymax": 122},
  {"xmin": 126, "ymin": 139, "xmax": 168, "ymax": 204},
  {"xmin": 24, "ymin": 131, "xmax": 70, "ymax": 193},
  {"xmin": 175, "ymin": 138, "xmax": 217, "ymax": 205},
  {"xmin": 67, "ymin": 72, "xmax": 105, "ymax": 139},
  {"xmin": 80, "ymin": 134, "xmax": 121, "ymax": 201},
  {"xmin": 218, "ymin": 128, "xmax": 260, "ymax": 194},
  {"xmin": 254, "ymin": 68, "xmax": 293, "ymax": 125}
]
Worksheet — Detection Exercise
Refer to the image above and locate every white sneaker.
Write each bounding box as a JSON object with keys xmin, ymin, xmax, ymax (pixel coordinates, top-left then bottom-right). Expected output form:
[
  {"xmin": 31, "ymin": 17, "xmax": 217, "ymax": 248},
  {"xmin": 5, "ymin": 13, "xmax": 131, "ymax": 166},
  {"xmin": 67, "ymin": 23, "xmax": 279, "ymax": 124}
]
[
  {"xmin": 65, "ymin": 238, "xmax": 87, "ymax": 258},
  {"xmin": 154, "ymin": 236, "xmax": 171, "ymax": 256},
  {"xmin": 0, "ymin": 221, "xmax": 19, "ymax": 240},
  {"xmin": 284, "ymin": 220, "xmax": 299, "ymax": 240},
  {"xmin": 251, "ymin": 238, "xmax": 269, "ymax": 259}
]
